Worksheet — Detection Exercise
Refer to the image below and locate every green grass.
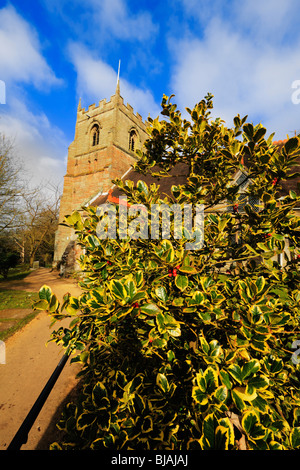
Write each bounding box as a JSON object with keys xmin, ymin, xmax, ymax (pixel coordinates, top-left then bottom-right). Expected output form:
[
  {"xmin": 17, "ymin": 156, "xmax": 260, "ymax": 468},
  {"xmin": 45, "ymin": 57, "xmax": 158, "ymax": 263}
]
[
  {"xmin": 0, "ymin": 289, "xmax": 40, "ymax": 341},
  {"xmin": 0, "ymin": 311, "xmax": 39, "ymax": 341},
  {"xmin": 0, "ymin": 289, "xmax": 39, "ymax": 310}
]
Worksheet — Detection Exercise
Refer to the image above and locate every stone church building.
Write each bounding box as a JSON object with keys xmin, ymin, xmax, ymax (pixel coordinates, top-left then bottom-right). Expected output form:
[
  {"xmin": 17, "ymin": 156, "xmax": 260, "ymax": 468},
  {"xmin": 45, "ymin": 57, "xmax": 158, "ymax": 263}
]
[{"xmin": 54, "ymin": 81, "xmax": 148, "ymax": 269}]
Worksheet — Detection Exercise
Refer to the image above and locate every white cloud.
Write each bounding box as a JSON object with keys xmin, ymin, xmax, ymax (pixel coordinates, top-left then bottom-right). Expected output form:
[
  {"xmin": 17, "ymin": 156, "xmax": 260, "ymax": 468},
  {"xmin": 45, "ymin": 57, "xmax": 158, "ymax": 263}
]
[
  {"xmin": 90, "ymin": 0, "xmax": 158, "ymax": 42},
  {"xmin": 68, "ymin": 42, "xmax": 161, "ymax": 120},
  {"xmin": 231, "ymin": 0, "xmax": 300, "ymax": 43},
  {"xmin": 42, "ymin": 0, "xmax": 158, "ymax": 43},
  {"xmin": 180, "ymin": 0, "xmax": 299, "ymax": 43},
  {"xmin": 170, "ymin": 5, "xmax": 300, "ymax": 139},
  {"xmin": 0, "ymin": 95, "xmax": 67, "ymax": 190},
  {"xmin": 0, "ymin": 5, "xmax": 62, "ymax": 89},
  {"xmin": 0, "ymin": 5, "xmax": 66, "ymax": 192}
]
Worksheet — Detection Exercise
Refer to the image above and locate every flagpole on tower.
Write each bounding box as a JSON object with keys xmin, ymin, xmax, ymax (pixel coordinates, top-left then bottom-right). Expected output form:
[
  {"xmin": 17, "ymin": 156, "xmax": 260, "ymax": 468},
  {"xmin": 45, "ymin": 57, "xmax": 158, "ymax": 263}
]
[{"xmin": 116, "ymin": 60, "xmax": 121, "ymax": 95}]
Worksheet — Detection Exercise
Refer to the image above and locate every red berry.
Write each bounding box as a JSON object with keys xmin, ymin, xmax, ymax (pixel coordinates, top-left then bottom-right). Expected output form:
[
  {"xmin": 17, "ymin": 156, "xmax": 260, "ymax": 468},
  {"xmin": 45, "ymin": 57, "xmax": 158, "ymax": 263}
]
[
  {"xmin": 173, "ymin": 269, "xmax": 177, "ymax": 277},
  {"xmin": 149, "ymin": 338, "xmax": 153, "ymax": 344},
  {"xmin": 272, "ymin": 177, "xmax": 278, "ymax": 186},
  {"xmin": 297, "ymin": 255, "xmax": 300, "ymax": 259},
  {"xmin": 133, "ymin": 302, "xmax": 139, "ymax": 308},
  {"xmin": 107, "ymin": 261, "xmax": 112, "ymax": 265}
]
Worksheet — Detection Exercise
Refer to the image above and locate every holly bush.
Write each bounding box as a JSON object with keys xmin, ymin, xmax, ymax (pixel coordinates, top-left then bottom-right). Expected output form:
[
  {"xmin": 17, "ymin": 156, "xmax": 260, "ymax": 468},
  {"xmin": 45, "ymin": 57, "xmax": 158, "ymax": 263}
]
[{"xmin": 34, "ymin": 94, "xmax": 300, "ymax": 450}]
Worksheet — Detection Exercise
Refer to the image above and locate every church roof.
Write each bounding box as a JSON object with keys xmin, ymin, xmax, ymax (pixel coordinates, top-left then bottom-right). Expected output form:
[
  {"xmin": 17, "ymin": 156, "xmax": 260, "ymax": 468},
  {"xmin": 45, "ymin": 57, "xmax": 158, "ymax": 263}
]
[
  {"xmin": 87, "ymin": 137, "xmax": 300, "ymax": 208},
  {"xmin": 91, "ymin": 163, "xmax": 190, "ymax": 207},
  {"xmin": 89, "ymin": 159, "xmax": 299, "ymax": 209}
]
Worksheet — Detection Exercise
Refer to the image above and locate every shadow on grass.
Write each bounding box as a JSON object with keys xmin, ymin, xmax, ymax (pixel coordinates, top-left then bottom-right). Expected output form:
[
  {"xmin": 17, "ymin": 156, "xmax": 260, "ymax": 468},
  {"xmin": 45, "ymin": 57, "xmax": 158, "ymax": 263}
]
[{"xmin": 0, "ymin": 269, "xmax": 31, "ymax": 282}]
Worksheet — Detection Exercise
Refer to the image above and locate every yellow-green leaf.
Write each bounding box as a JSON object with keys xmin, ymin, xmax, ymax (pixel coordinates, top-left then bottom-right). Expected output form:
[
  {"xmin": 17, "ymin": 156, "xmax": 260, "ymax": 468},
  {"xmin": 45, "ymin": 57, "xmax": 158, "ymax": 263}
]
[
  {"xmin": 39, "ymin": 285, "xmax": 52, "ymax": 302},
  {"xmin": 213, "ymin": 385, "xmax": 228, "ymax": 403},
  {"xmin": 192, "ymin": 386, "xmax": 208, "ymax": 405},
  {"xmin": 76, "ymin": 412, "xmax": 97, "ymax": 431},
  {"xmin": 156, "ymin": 373, "xmax": 170, "ymax": 393},
  {"xmin": 155, "ymin": 286, "xmax": 168, "ymax": 303},
  {"xmin": 175, "ymin": 274, "xmax": 189, "ymax": 291},
  {"xmin": 233, "ymin": 386, "xmax": 257, "ymax": 402},
  {"xmin": 140, "ymin": 303, "xmax": 161, "ymax": 315},
  {"xmin": 33, "ymin": 299, "xmax": 49, "ymax": 311},
  {"xmin": 110, "ymin": 280, "xmax": 127, "ymax": 300},
  {"xmin": 290, "ymin": 427, "xmax": 300, "ymax": 449},
  {"xmin": 48, "ymin": 294, "xmax": 59, "ymax": 313},
  {"xmin": 242, "ymin": 410, "xmax": 267, "ymax": 440}
]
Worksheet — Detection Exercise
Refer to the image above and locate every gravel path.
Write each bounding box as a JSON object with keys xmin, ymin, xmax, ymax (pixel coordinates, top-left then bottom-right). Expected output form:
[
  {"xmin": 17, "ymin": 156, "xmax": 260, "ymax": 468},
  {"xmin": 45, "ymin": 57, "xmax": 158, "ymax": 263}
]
[{"xmin": 0, "ymin": 268, "xmax": 82, "ymax": 450}]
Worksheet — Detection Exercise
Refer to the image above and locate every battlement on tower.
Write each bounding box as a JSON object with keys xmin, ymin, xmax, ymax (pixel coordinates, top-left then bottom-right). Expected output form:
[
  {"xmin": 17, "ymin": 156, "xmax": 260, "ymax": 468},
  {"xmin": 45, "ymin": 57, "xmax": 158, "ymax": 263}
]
[{"xmin": 77, "ymin": 92, "xmax": 146, "ymax": 125}]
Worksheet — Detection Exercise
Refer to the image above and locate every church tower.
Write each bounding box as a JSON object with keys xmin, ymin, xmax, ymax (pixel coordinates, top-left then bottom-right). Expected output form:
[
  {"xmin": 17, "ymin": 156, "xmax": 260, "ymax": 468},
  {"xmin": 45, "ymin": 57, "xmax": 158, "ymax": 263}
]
[{"xmin": 54, "ymin": 82, "xmax": 148, "ymax": 266}]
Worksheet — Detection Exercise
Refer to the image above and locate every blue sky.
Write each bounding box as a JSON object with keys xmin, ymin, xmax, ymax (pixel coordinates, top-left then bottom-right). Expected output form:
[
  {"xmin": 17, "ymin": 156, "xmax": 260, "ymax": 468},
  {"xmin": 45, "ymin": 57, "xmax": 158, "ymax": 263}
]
[{"xmin": 1, "ymin": 0, "xmax": 300, "ymax": 189}]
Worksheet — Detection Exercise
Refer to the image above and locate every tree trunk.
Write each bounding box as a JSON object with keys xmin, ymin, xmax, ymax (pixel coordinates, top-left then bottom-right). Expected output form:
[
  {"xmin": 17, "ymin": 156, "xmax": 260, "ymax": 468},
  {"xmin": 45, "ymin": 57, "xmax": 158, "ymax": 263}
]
[{"xmin": 29, "ymin": 254, "xmax": 35, "ymax": 268}]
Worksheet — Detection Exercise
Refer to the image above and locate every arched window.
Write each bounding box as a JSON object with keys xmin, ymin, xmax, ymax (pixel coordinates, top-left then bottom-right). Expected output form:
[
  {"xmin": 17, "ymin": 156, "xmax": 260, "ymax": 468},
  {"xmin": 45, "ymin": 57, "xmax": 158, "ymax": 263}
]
[
  {"xmin": 129, "ymin": 129, "xmax": 137, "ymax": 152},
  {"xmin": 91, "ymin": 124, "xmax": 100, "ymax": 146}
]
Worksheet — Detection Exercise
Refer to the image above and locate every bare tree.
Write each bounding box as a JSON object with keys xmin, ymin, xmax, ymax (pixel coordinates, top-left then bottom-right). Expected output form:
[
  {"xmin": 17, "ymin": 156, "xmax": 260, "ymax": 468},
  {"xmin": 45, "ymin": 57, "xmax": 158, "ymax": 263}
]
[
  {"xmin": 15, "ymin": 184, "xmax": 61, "ymax": 266},
  {"xmin": 0, "ymin": 134, "xmax": 62, "ymax": 266},
  {"xmin": 0, "ymin": 133, "xmax": 24, "ymax": 233}
]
